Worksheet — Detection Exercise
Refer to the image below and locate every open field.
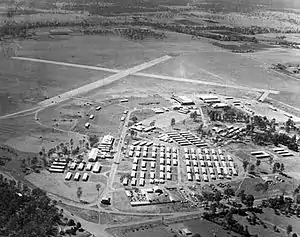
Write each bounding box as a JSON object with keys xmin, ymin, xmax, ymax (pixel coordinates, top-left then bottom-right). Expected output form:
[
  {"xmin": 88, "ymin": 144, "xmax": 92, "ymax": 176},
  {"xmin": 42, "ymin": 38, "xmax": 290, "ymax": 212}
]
[
  {"xmin": 235, "ymin": 207, "xmax": 300, "ymax": 237},
  {"xmin": 274, "ymin": 155, "xmax": 300, "ymax": 181},
  {"xmin": 141, "ymin": 111, "xmax": 188, "ymax": 129},
  {"xmin": 141, "ymin": 49, "xmax": 289, "ymax": 92},
  {"xmin": 238, "ymin": 176, "xmax": 296, "ymax": 199},
  {"xmin": 257, "ymin": 208, "xmax": 300, "ymax": 234},
  {"xmin": 26, "ymin": 170, "xmax": 107, "ymax": 202},
  {"xmin": 183, "ymin": 218, "xmax": 241, "ymax": 237},
  {"xmin": 57, "ymin": 203, "xmax": 100, "ymax": 224},
  {"xmin": 36, "ymin": 99, "xmax": 90, "ymax": 132},
  {"xmin": 0, "ymin": 54, "xmax": 113, "ymax": 116},
  {"xmin": 0, "ymin": 112, "xmax": 82, "ymax": 151},
  {"xmin": 2, "ymin": 33, "xmax": 187, "ymax": 116},
  {"xmin": 248, "ymin": 47, "xmax": 300, "ymax": 65},
  {"xmin": 16, "ymin": 35, "xmax": 168, "ymax": 70},
  {"xmin": 74, "ymin": 101, "xmax": 125, "ymax": 137},
  {"xmin": 99, "ymin": 212, "xmax": 161, "ymax": 225}
]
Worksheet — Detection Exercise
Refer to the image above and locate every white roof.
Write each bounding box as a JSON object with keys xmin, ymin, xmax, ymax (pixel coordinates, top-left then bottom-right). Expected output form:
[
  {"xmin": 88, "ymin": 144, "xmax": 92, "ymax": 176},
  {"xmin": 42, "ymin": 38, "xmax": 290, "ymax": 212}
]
[
  {"xmin": 88, "ymin": 148, "xmax": 98, "ymax": 159},
  {"xmin": 101, "ymin": 135, "xmax": 114, "ymax": 145},
  {"xmin": 212, "ymin": 103, "xmax": 228, "ymax": 108},
  {"xmin": 178, "ymin": 95, "xmax": 193, "ymax": 103},
  {"xmin": 199, "ymin": 94, "xmax": 219, "ymax": 100}
]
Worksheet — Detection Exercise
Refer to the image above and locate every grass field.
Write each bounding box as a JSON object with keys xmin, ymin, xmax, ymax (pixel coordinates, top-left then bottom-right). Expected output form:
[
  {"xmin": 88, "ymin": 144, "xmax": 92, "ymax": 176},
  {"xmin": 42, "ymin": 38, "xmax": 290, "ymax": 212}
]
[
  {"xmin": 58, "ymin": 203, "xmax": 100, "ymax": 224},
  {"xmin": 183, "ymin": 218, "xmax": 241, "ymax": 237},
  {"xmin": 0, "ymin": 54, "xmax": 113, "ymax": 116},
  {"xmin": 141, "ymin": 111, "xmax": 188, "ymax": 129},
  {"xmin": 6, "ymin": 32, "xmax": 298, "ymax": 118},
  {"xmin": 141, "ymin": 49, "xmax": 282, "ymax": 91},
  {"xmin": 99, "ymin": 212, "xmax": 160, "ymax": 225},
  {"xmin": 1, "ymin": 33, "xmax": 209, "ymax": 116},
  {"xmin": 26, "ymin": 170, "xmax": 106, "ymax": 202},
  {"xmin": 17, "ymin": 35, "xmax": 167, "ymax": 70},
  {"xmin": 274, "ymin": 155, "xmax": 300, "ymax": 181},
  {"xmin": 257, "ymin": 208, "xmax": 300, "ymax": 234}
]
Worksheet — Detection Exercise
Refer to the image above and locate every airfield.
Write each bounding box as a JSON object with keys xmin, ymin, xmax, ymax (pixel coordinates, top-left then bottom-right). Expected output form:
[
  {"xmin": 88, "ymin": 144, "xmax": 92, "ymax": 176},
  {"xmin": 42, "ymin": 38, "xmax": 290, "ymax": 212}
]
[{"xmin": 2, "ymin": 30, "xmax": 300, "ymax": 237}]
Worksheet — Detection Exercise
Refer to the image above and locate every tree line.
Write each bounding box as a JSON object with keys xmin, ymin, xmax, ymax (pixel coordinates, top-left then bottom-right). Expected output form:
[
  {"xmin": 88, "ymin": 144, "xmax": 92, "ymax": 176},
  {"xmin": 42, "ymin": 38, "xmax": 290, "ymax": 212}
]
[
  {"xmin": 208, "ymin": 107, "xmax": 250, "ymax": 123},
  {"xmin": 1, "ymin": 12, "xmax": 297, "ymax": 41},
  {"xmin": 0, "ymin": 178, "xmax": 60, "ymax": 236}
]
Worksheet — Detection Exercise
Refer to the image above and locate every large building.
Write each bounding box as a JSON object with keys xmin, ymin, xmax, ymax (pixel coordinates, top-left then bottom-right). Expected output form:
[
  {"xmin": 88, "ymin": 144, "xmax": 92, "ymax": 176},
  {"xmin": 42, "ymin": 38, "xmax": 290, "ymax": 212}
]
[
  {"xmin": 199, "ymin": 94, "xmax": 221, "ymax": 104},
  {"xmin": 171, "ymin": 95, "xmax": 194, "ymax": 105},
  {"xmin": 101, "ymin": 135, "xmax": 114, "ymax": 147},
  {"xmin": 88, "ymin": 148, "xmax": 99, "ymax": 162}
]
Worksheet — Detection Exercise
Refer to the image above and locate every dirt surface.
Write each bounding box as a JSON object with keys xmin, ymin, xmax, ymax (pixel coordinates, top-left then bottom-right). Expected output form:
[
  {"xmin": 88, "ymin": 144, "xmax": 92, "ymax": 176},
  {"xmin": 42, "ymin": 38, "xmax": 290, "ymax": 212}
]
[
  {"xmin": 58, "ymin": 203, "xmax": 100, "ymax": 224},
  {"xmin": 26, "ymin": 170, "xmax": 105, "ymax": 202}
]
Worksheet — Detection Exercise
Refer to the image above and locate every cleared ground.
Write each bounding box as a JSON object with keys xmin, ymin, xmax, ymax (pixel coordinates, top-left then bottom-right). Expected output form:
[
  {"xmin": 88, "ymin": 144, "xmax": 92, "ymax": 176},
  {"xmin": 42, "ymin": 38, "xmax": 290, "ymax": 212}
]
[
  {"xmin": 141, "ymin": 111, "xmax": 188, "ymax": 129},
  {"xmin": 26, "ymin": 170, "xmax": 107, "ymax": 202},
  {"xmin": 0, "ymin": 55, "xmax": 113, "ymax": 116}
]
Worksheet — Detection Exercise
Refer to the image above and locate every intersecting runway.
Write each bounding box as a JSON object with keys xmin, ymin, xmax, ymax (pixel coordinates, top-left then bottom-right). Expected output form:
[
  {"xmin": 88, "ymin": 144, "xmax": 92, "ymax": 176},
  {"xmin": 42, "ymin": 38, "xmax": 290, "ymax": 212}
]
[
  {"xmin": 26, "ymin": 55, "xmax": 172, "ymax": 107},
  {"xmin": 13, "ymin": 56, "xmax": 280, "ymax": 95}
]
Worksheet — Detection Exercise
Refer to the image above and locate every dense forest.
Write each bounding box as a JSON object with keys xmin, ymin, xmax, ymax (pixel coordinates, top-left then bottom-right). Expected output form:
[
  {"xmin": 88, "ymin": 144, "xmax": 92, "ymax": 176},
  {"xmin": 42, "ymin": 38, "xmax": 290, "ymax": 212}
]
[{"xmin": 0, "ymin": 178, "xmax": 61, "ymax": 237}]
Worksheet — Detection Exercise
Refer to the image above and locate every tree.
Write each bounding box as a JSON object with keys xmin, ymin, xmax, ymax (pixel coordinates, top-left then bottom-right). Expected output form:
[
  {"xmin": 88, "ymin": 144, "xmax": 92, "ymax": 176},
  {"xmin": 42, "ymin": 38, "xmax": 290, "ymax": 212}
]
[
  {"xmin": 190, "ymin": 111, "xmax": 197, "ymax": 121},
  {"xmin": 196, "ymin": 124, "xmax": 203, "ymax": 134},
  {"xmin": 70, "ymin": 138, "xmax": 74, "ymax": 147},
  {"xmin": 249, "ymin": 164, "xmax": 256, "ymax": 174},
  {"xmin": 245, "ymin": 194, "xmax": 255, "ymax": 207},
  {"xmin": 214, "ymin": 190, "xmax": 222, "ymax": 203},
  {"xmin": 280, "ymin": 163, "xmax": 285, "ymax": 172},
  {"xmin": 96, "ymin": 184, "xmax": 101, "ymax": 197},
  {"xmin": 150, "ymin": 120, "xmax": 155, "ymax": 126},
  {"xmin": 0, "ymin": 178, "xmax": 62, "ymax": 236},
  {"xmin": 269, "ymin": 156, "xmax": 274, "ymax": 165},
  {"xmin": 130, "ymin": 129, "xmax": 137, "ymax": 139},
  {"xmin": 224, "ymin": 188, "xmax": 235, "ymax": 197},
  {"xmin": 62, "ymin": 146, "xmax": 70, "ymax": 156},
  {"xmin": 77, "ymin": 187, "xmax": 83, "ymax": 200},
  {"xmin": 32, "ymin": 187, "xmax": 46, "ymax": 197},
  {"xmin": 287, "ymin": 224, "xmax": 293, "ymax": 236},
  {"xmin": 243, "ymin": 160, "xmax": 249, "ymax": 172},
  {"xmin": 76, "ymin": 222, "xmax": 82, "ymax": 229},
  {"xmin": 31, "ymin": 156, "xmax": 38, "ymax": 166},
  {"xmin": 238, "ymin": 190, "xmax": 246, "ymax": 203},
  {"xmin": 256, "ymin": 159, "xmax": 261, "ymax": 167},
  {"xmin": 88, "ymin": 135, "xmax": 99, "ymax": 147},
  {"xmin": 191, "ymin": 234, "xmax": 201, "ymax": 237},
  {"xmin": 131, "ymin": 115, "xmax": 138, "ymax": 123},
  {"xmin": 171, "ymin": 118, "xmax": 176, "ymax": 126},
  {"xmin": 67, "ymin": 219, "xmax": 76, "ymax": 226},
  {"xmin": 72, "ymin": 146, "xmax": 80, "ymax": 155}
]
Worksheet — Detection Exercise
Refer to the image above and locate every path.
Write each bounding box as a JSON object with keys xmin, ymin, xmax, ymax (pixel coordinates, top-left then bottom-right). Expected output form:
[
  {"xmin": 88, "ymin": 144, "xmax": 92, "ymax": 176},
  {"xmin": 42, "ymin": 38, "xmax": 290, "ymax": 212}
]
[
  {"xmin": 135, "ymin": 72, "xmax": 279, "ymax": 94},
  {"xmin": 34, "ymin": 107, "xmax": 86, "ymax": 137},
  {"xmin": 101, "ymin": 110, "xmax": 132, "ymax": 202},
  {"xmin": 199, "ymin": 106, "xmax": 208, "ymax": 127},
  {"xmin": 271, "ymin": 98, "xmax": 300, "ymax": 114},
  {"xmin": 0, "ymin": 106, "xmax": 41, "ymax": 120},
  {"xmin": 14, "ymin": 56, "xmax": 119, "ymax": 73}
]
